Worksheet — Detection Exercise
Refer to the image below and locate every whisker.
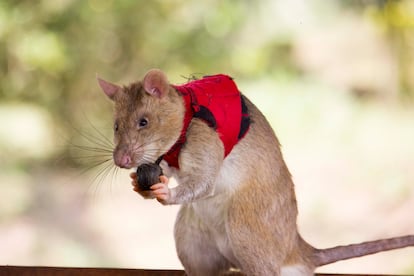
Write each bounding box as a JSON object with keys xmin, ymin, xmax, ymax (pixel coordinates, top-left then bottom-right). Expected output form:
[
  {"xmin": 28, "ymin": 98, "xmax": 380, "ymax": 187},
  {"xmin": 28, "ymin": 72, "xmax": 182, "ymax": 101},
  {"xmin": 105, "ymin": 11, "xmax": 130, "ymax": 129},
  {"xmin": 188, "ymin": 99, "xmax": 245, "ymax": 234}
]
[
  {"xmin": 71, "ymin": 126, "xmax": 113, "ymax": 152},
  {"xmin": 70, "ymin": 144, "xmax": 113, "ymax": 153},
  {"xmin": 81, "ymin": 111, "xmax": 114, "ymax": 148},
  {"xmin": 89, "ymin": 161, "xmax": 114, "ymax": 197},
  {"xmin": 93, "ymin": 158, "xmax": 115, "ymax": 182},
  {"xmin": 70, "ymin": 154, "xmax": 112, "ymax": 160},
  {"xmin": 59, "ymin": 116, "xmax": 123, "ymax": 201},
  {"xmin": 109, "ymin": 164, "xmax": 120, "ymax": 195},
  {"xmin": 130, "ymin": 136, "xmax": 173, "ymax": 155},
  {"xmin": 80, "ymin": 158, "xmax": 113, "ymax": 175}
]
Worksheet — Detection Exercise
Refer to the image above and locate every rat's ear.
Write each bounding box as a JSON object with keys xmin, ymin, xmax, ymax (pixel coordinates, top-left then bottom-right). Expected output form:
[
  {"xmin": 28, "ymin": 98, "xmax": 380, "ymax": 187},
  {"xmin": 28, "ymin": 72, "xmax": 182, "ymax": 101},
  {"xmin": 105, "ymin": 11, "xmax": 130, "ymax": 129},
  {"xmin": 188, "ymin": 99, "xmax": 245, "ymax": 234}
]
[
  {"xmin": 143, "ymin": 69, "xmax": 170, "ymax": 98},
  {"xmin": 97, "ymin": 75, "xmax": 121, "ymax": 100}
]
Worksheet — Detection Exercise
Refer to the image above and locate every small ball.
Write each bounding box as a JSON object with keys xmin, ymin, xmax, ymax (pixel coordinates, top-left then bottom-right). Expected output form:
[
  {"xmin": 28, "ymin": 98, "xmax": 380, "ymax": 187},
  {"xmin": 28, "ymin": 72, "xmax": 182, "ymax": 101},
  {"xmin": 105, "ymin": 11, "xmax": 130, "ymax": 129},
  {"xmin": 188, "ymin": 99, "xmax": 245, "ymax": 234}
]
[{"xmin": 136, "ymin": 163, "xmax": 163, "ymax": 191}]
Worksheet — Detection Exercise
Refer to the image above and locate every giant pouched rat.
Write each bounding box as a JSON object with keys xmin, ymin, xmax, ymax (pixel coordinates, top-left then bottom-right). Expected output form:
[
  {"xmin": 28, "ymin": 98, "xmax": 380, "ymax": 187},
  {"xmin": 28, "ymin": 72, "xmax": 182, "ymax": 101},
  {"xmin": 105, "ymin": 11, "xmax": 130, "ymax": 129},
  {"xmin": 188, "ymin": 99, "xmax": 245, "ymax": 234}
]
[{"xmin": 97, "ymin": 69, "xmax": 414, "ymax": 276}]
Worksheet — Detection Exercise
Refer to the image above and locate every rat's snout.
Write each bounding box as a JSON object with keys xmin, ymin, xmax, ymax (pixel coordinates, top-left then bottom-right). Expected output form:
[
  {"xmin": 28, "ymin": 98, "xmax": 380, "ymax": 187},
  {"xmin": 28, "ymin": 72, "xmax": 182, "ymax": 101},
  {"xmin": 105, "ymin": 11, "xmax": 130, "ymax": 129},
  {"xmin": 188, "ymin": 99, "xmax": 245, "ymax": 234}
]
[
  {"xmin": 113, "ymin": 146, "xmax": 133, "ymax": 169},
  {"xmin": 115, "ymin": 154, "xmax": 131, "ymax": 168}
]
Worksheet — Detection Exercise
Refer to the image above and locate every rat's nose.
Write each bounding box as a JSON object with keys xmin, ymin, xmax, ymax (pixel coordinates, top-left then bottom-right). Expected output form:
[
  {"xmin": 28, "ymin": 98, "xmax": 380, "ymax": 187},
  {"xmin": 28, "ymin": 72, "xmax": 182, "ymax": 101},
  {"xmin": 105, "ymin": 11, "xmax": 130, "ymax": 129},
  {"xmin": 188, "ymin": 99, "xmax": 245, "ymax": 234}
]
[{"xmin": 114, "ymin": 153, "xmax": 132, "ymax": 168}]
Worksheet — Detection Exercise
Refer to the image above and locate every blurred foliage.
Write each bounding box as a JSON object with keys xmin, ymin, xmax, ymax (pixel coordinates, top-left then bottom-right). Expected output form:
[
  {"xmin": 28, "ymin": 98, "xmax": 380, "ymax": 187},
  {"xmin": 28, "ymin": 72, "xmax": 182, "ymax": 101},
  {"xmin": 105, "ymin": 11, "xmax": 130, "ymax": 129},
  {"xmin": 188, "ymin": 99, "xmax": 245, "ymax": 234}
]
[
  {"xmin": 0, "ymin": 1, "xmax": 413, "ymax": 157},
  {"xmin": 345, "ymin": 0, "xmax": 414, "ymax": 99}
]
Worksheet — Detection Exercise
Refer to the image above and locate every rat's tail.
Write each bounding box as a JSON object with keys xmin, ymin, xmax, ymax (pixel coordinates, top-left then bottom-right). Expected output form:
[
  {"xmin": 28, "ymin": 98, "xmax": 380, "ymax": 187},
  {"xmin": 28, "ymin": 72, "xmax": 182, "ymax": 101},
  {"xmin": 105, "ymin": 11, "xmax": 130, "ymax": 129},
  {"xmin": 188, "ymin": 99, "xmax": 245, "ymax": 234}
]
[{"xmin": 313, "ymin": 235, "xmax": 414, "ymax": 267}]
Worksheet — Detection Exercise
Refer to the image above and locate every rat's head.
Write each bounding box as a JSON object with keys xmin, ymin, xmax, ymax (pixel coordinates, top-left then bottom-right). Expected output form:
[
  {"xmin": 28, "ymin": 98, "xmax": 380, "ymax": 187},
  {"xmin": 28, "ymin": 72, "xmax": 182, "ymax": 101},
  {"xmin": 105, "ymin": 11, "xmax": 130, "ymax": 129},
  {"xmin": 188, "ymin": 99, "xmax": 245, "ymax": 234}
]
[{"xmin": 97, "ymin": 69, "xmax": 184, "ymax": 169}]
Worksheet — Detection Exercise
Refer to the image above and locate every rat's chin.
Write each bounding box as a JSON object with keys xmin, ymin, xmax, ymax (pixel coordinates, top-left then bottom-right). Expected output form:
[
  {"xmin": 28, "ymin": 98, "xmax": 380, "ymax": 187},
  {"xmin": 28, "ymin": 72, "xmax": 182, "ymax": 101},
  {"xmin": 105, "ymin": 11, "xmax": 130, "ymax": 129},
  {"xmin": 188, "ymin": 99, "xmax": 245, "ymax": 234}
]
[{"xmin": 136, "ymin": 156, "xmax": 160, "ymax": 166}]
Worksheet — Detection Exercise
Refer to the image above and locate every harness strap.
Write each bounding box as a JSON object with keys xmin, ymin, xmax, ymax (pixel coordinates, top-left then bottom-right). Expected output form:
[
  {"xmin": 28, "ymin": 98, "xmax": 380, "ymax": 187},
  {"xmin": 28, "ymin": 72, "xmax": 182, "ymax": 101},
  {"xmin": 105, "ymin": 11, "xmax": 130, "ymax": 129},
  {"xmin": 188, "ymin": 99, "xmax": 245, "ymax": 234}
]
[{"xmin": 162, "ymin": 75, "xmax": 250, "ymax": 169}]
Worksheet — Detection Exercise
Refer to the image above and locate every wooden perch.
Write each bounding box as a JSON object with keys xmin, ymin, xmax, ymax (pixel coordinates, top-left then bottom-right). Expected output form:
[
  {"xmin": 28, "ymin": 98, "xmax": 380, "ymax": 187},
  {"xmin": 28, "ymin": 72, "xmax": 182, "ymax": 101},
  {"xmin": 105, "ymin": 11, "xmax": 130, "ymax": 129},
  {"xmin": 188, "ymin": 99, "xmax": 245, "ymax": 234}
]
[{"xmin": 0, "ymin": 266, "xmax": 405, "ymax": 276}]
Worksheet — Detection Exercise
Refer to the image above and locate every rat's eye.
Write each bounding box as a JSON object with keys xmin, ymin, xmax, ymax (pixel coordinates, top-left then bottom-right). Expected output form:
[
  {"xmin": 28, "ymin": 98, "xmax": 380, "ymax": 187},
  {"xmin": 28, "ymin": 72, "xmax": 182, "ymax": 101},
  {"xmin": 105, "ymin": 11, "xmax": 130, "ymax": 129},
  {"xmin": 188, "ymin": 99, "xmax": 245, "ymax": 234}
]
[
  {"xmin": 114, "ymin": 122, "xmax": 119, "ymax": 132},
  {"xmin": 138, "ymin": 118, "xmax": 148, "ymax": 128}
]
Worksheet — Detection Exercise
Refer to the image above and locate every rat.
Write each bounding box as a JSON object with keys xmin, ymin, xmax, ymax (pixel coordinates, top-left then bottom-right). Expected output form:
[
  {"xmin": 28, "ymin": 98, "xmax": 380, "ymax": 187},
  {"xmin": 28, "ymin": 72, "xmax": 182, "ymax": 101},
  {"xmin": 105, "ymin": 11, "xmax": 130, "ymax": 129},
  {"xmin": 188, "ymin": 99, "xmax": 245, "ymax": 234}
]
[{"xmin": 97, "ymin": 69, "xmax": 414, "ymax": 276}]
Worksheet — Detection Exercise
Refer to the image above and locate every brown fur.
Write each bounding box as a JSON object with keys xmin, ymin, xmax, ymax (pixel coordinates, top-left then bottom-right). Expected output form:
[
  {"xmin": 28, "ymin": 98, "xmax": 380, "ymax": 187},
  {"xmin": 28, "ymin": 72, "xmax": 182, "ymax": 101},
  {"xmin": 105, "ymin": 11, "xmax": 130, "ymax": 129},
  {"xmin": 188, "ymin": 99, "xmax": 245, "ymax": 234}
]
[{"xmin": 98, "ymin": 69, "xmax": 414, "ymax": 276}]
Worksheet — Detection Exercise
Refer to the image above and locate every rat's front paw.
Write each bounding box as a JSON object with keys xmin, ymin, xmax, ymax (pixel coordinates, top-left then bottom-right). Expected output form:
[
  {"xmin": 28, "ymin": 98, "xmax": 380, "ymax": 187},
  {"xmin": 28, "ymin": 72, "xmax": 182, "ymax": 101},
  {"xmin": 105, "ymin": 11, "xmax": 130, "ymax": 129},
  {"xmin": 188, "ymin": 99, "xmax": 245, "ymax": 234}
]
[
  {"xmin": 130, "ymin": 172, "xmax": 154, "ymax": 199},
  {"xmin": 150, "ymin": 175, "xmax": 171, "ymax": 205}
]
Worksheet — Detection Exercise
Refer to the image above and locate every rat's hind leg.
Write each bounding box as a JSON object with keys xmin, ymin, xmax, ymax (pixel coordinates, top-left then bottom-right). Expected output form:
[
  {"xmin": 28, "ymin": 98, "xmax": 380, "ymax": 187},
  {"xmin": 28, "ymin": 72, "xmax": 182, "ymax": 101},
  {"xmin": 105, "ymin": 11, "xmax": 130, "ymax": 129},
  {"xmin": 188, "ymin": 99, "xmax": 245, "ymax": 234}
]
[
  {"xmin": 174, "ymin": 205, "xmax": 231, "ymax": 276},
  {"xmin": 225, "ymin": 180, "xmax": 302, "ymax": 276}
]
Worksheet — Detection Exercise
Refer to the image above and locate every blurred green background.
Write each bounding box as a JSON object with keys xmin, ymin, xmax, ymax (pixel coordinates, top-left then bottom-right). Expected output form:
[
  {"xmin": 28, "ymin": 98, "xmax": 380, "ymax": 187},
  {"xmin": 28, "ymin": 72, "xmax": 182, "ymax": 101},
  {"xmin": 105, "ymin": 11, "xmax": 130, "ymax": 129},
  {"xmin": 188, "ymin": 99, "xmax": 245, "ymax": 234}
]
[{"xmin": 1, "ymin": 0, "xmax": 414, "ymax": 274}]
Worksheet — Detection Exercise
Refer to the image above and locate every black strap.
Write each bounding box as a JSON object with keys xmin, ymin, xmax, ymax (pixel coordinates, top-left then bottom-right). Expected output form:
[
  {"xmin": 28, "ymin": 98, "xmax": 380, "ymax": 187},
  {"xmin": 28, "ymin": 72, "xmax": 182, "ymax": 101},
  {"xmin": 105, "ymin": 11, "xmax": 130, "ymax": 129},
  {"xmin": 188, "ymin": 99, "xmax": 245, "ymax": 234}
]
[
  {"xmin": 238, "ymin": 95, "xmax": 250, "ymax": 139},
  {"xmin": 155, "ymin": 155, "xmax": 164, "ymax": 165}
]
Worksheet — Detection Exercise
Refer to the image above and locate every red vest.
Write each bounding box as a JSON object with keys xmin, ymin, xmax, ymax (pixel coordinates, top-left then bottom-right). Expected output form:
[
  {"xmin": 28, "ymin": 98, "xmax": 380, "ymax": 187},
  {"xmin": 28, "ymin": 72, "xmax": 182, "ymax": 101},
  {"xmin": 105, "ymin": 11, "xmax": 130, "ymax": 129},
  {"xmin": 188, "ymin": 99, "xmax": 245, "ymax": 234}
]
[{"xmin": 163, "ymin": 74, "xmax": 250, "ymax": 168}]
